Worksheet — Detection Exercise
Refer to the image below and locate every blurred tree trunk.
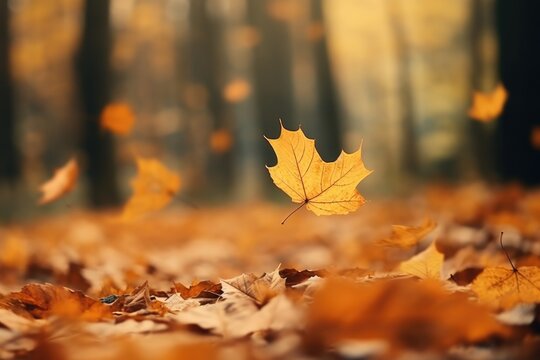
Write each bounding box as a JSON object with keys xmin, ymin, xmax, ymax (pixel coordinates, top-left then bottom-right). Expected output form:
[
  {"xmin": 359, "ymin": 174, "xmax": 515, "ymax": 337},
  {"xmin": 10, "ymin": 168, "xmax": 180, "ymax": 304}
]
[
  {"xmin": 75, "ymin": 0, "xmax": 120, "ymax": 206},
  {"xmin": 309, "ymin": 0, "xmax": 342, "ymax": 160},
  {"xmin": 495, "ymin": 1, "xmax": 540, "ymax": 184},
  {"xmin": 248, "ymin": 0, "xmax": 295, "ymax": 167},
  {"xmin": 386, "ymin": 1, "xmax": 419, "ymax": 178},
  {"xmin": 0, "ymin": 1, "xmax": 20, "ymax": 182},
  {"xmin": 468, "ymin": 0, "xmax": 495, "ymax": 179},
  {"xmin": 181, "ymin": 0, "xmax": 231, "ymax": 197}
]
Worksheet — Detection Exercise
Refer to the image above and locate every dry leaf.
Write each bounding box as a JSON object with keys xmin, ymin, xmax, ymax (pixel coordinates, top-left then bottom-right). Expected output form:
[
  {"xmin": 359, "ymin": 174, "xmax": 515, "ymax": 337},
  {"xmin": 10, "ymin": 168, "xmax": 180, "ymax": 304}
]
[
  {"xmin": 265, "ymin": 121, "xmax": 372, "ymax": 221},
  {"xmin": 221, "ymin": 266, "xmax": 285, "ymax": 305},
  {"xmin": 397, "ymin": 242, "xmax": 444, "ymax": 279},
  {"xmin": 122, "ymin": 157, "xmax": 181, "ymax": 220},
  {"xmin": 100, "ymin": 102, "xmax": 135, "ymax": 135},
  {"xmin": 209, "ymin": 129, "xmax": 233, "ymax": 154},
  {"xmin": 377, "ymin": 218, "xmax": 436, "ymax": 249},
  {"xmin": 472, "ymin": 266, "xmax": 540, "ymax": 309},
  {"xmin": 305, "ymin": 277, "xmax": 509, "ymax": 352},
  {"xmin": 1, "ymin": 283, "xmax": 111, "ymax": 321},
  {"xmin": 38, "ymin": 157, "xmax": 79, "ymax": 205},
  {"xmin": 173, "ymin": 280, "xmax": 222, "ymax": 300},
  {"xmin": 468, "ymin": 84, "xmax": 508, "ymax": 122}
]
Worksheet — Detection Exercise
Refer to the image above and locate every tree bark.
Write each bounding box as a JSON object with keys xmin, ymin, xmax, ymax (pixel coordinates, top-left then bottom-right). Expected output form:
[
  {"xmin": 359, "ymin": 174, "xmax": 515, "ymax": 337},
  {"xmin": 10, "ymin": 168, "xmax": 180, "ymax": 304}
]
[
  {"xmin": 0, "ymin": 1, "xmax": 20, "ymax": 182},
  {"xmin": 75, "ymin": 0, "xmax": 120, "ymax": 206}
]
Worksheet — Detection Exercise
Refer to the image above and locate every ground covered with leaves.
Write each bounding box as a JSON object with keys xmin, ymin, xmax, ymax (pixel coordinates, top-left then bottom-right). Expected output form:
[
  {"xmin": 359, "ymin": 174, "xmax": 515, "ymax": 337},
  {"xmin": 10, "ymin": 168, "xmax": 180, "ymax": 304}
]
[{"xmin": 2, "ymin": 184, "xmax": 540, "ymax": 359}]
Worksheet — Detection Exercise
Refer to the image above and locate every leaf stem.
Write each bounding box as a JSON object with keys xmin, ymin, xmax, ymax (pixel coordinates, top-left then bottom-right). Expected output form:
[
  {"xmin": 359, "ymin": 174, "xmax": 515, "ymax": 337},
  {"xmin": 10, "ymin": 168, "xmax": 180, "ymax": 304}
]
[
  {"xmin": 499, "ymin": 232, "xmax": 517, "ymax": 271},
  {"xmin": 281, "ymin": 201, "xmax": 308, "ymax": 225}
]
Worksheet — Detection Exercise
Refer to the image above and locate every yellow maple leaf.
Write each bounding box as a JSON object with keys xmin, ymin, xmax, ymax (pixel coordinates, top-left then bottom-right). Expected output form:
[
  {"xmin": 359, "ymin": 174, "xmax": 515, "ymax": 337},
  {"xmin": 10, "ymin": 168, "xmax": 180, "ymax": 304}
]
[
  {"xmin": 468, "ymin": 83, "xmax": 508, "ymax": 122},
  {"xmin": 378, "ymin": 218, "xmax": 436, "ymax": 249},
  {"xmin": 122, "ymin": 157, "xmax": 180, "ymax": 220},
  {"xmin": 472, "ymin": 266, "xmax": 540, "ymax": 309},
  {"xmin": 265, "ymin": 121, "xmax": 372, "ymax": 223},
  {"xmin": 471, "ymin": 233, "xmax": 540, "ymax": 309},
  {"xmin": 397, "ymin": 242, "xmax": 444, "ymax": 280},
  {"xmin": 38, "ymin": 157, "xmax": 79, "ymax": 205}
]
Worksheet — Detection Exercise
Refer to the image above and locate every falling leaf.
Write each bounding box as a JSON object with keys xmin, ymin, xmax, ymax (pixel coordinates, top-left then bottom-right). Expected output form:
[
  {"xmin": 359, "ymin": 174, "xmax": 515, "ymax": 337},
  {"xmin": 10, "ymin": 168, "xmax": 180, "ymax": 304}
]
[
  {"xmin": 100, "ymin": 102, "xmax": 135, "ymax": 135},
  {"xmin": 223, "ymin": 79, "xmax": 251, "ymax": 103},
  {"xmin": 209, "ymin": 129, "xmax": 233, "ymax": 154},
  {"xmin": 1, "ymin": 283, "xmax": 111, "ymax": 321},
  {"xmin": 397, "ymin": 242, "xmax": 444, "ymax": 279},
  {"xmin": 305, "ymin": 277, "xmax": 509, "ymax": 352},
  {"xmin": 122, "ymin": 157, "xmax": 181, "ymax": 220},
  {"xmin": 468, "ymin": 84, "xmax": 508, "ymax": 122},
  {"xmin": 38, "ymin": 157, "xmax": 79, "ymax": 205},
  {"xmin": 265, "ymin": 121, "xmax": 372, "ymax": 222},
  {"xmin": 377, "ymin": 218, "xmax": 436, "ymax": 249}
]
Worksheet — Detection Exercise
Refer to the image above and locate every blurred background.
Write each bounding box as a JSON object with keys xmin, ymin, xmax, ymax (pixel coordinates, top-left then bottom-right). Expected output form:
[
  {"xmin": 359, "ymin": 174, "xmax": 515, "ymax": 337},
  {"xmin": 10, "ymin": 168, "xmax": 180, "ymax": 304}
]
[{"xmin": 1, "ymin": 0, "xmax": 540, "ymax": 221}]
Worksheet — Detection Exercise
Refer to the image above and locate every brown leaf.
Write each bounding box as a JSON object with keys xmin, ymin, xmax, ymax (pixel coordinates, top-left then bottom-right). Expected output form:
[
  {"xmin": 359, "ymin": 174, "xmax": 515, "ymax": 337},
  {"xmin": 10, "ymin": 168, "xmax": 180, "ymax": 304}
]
[
  {"xmin": 38, "ymin": 157, "xmax": 78, "ymax": 205},
  {"xmin": 1, "ymin": 283, "xmax": 111, "ymax": 321},
  {"xmin": 173, "ymin": 280, "xmax": 222, "ymax": 300}
]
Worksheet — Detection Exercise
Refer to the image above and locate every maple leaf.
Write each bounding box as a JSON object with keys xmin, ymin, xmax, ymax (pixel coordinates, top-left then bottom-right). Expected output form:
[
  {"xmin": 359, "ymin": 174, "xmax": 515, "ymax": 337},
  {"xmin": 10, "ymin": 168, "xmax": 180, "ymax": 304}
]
[
  {"xmin": 38, "ymin": 157, "xmax": 79, "ymax": 205},
  {"xmin": 397, "ymin": 242, "xmax": 444, "ymax": 280},
  {"xmin": 472, "ymin": 233, "xmax": 540, "ymax": 309},
  {"xmin": 305, "ymin": 277, "xmax": 510, "ymax": 352},
  {"xmin": 122, "ymin": 157, "xmax": 181, "ymax": 220},
  {"xmin": 265, "ymin": 121, "xmax": 372, "ymax": 223},
  {"xmin": 468, "ymin": 83, "xmax": 508, "ymax": 122},
  {"xmin": 221, "ymin": 266, "xmax": 285, "ymax": 305},
  {"xmin": 377, "ymin": 218, "xmax": 436, "ymax": 249},
  {"xmin": 100, "ymin": 102, "xmax": 135, "ymax": 135}
]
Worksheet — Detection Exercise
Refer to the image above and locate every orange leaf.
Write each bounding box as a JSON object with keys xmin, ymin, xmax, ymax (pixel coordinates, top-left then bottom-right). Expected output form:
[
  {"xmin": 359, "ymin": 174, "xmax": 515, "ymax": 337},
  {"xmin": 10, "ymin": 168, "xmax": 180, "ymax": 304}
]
[
  {"xmin": 100, "ymin": 102, "xmax": 135, "ymax": 135},
  {"xmin": 378, "ymin": 218, "xmax": 436, "ymax": 249},
  {"xmin": 122, "ymin": 157, "xmax": 181, "ymax": 220},
  {"xmin": 38, "ymin": 157, "xmax": 78, "ymax": 205},
  {"xmin": 468, "ymin": 84, "xmax": 508, "ymax": 122},
  {"xmin": 472, "ymin": 266, "xmax": 540, "ymax": 309},
  {"xmin": 305, "ymin": 277, "xmax": 509, "ymax": 352},
  {"xmin": 265, "ymin": 121, "xmax": 372, "ymax": 222},
  {"xmin": 223, "ymin": 79, "xmax": 251, "ymax": 103},
  {"xmin": 1, "ymin": 283, "xmax": 111, "ymax": 321},
  {"xmin": 209, "ymin": 129, "xmax": 233, "ymax": 154}
]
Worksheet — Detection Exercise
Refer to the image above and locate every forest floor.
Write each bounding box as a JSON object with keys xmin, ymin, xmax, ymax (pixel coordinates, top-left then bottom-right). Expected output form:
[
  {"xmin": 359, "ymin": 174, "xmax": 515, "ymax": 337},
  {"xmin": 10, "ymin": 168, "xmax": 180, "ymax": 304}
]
[{"xmin": 1, "ymin": 183, "xmax": 540, "ymax": 359}]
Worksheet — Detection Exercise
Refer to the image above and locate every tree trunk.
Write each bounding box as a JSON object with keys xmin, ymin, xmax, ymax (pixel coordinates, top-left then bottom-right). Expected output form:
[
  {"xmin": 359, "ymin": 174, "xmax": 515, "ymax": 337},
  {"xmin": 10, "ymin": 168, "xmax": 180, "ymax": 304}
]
[
  {"xmin": 0, "ymin": 1, "xmax": 20, "ymax": 182},
  {"xmin": 495, "ymin": 0, "xmax": 540, "ymax": 184},
  {"xmin": 75, "ymin": 0, "xmax": 120, "ymax": 206},
  {"xmin": 386, "ymin": 0, "xmax": 419, "ymax": 179},
  {"xmin": 309, "ymin": 0, "xmax": 342, "ymax": 161},
  {"xmin": 248, "ymin": 0, "xmax": 295, "ymax": 167}
]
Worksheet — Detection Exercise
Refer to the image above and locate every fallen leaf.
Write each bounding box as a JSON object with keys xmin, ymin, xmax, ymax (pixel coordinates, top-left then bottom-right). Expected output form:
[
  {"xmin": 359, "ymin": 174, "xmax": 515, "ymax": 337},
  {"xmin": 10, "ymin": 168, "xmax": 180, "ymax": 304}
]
[
  {"xmin": 100, "ymin": 102, "xmax": 135, "ymax": 135},
  {"xmin": 173, "ymin": 280, "xmax": 222, "ymax": 300},
  {"xmin": 221, "ymin": 266, "xmax": 285, "ymax": 305},
  {"xmin": 209, "ymin": 129, "xmax": 233, "ymax": 154},
  {"xmin": 305, "ymin": 277, "xmax": 509, "ymax": 352},
  {"xmin": 1, "ymin": 283, "xmax": 111, "ymax": 321},
  {"xmin": 468, "ymin": 84, "xmax": 507, "ymax": 122},
  {"xmin": 38, "ymin": 157, "xmax": 78, "ymax": 205},
  {"xmin": 122, "ymin": 157, "xmax": 181, "ymax": 220},
  {"xmin": 265, "ymin": 121, "xmax": 372, "ymax": 222},
  {"xmin": 397, "ymin": 242, "xmax": 444, "ymax": 280},
  {"xmin": 377, "ymin": 218, "xmax": 436, "ymax": 249},
  {"xmin": 472, "ymin": 266, "xmax": 540, "ymax": 309}
]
